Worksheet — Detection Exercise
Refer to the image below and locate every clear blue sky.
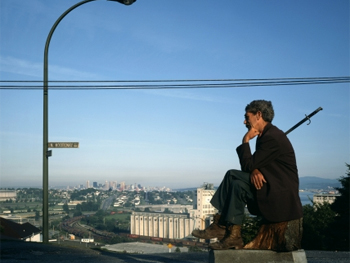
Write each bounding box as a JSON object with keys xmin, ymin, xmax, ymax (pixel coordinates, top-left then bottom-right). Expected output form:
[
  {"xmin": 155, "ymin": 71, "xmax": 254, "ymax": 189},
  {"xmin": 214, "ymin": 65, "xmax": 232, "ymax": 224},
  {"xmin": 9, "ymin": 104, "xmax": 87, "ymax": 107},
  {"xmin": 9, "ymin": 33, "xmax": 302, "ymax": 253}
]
[{"xmin": 0, "ymin": 0, "xmax": 349, "ymax": 189}]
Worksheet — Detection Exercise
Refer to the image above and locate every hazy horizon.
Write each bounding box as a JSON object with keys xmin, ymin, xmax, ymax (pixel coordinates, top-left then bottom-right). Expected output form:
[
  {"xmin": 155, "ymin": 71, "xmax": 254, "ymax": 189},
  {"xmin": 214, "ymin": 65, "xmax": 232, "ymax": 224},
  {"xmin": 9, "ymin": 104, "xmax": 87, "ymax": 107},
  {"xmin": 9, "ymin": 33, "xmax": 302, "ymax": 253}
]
[{"xmin": 0, "ymin": 174, "xmax": 342, "ymax": 190}]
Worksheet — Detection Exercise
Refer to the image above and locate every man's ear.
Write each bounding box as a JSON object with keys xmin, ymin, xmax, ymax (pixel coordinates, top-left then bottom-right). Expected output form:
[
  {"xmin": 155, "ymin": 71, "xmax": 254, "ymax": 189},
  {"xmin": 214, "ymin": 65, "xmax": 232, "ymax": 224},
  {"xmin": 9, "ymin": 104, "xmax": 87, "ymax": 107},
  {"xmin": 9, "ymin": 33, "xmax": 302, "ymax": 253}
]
[{"xmin": 256, "ymin": 111, "xmax": 262, "ymax": 120}]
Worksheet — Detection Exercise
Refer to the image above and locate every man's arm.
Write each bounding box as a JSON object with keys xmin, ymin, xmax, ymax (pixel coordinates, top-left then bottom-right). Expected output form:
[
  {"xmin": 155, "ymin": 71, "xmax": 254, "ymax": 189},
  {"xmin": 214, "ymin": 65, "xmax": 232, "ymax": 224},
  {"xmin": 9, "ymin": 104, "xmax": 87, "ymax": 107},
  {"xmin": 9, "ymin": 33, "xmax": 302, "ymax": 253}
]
[
  {"xmin": 237, "ymin": 125, "xmax": 281, "ymax": 190},
  {"xmin": 237, "ymin": 133, "xmax": 280, "ymax": 172},
  {"xmin": 240, "ymin": 127, "xmax": 267, "ymax": 190}
]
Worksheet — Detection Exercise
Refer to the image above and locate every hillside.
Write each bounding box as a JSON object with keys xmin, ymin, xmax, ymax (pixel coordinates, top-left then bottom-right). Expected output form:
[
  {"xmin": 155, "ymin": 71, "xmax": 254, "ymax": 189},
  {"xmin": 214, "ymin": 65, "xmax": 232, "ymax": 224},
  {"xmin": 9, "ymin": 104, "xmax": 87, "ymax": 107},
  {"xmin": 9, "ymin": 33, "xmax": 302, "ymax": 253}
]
[
  {"xmin": 176, "ymin": 176, "xmax": 341, "ymax": 192},
  {"xmin": 299, "ymin": 176, "xmax": 340, "ymax": 190}
]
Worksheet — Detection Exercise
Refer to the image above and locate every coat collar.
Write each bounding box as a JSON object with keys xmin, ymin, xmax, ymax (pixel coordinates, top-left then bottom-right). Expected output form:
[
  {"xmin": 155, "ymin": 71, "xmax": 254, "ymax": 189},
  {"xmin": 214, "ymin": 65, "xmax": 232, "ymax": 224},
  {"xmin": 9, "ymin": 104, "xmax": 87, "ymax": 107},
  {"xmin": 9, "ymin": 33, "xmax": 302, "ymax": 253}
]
[{"xmin": 260, "ymin": 122, "xmax": 273, "ymax": 136}]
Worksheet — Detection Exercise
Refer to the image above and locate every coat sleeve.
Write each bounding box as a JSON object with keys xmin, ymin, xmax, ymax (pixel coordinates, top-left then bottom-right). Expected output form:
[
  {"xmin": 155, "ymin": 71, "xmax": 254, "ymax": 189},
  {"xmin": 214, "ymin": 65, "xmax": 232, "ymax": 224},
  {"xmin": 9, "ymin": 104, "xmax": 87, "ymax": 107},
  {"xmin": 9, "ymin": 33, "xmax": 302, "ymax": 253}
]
[{"xmin": 236, "ymin": 134, "xmax": 281, "ymax": 173}]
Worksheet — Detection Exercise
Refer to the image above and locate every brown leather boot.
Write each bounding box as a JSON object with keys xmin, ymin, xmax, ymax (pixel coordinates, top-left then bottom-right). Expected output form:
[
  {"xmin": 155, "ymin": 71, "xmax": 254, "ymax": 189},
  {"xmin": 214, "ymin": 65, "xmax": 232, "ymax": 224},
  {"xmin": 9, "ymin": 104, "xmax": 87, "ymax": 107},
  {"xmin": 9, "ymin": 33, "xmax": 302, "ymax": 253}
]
[
  {"xmin": 192, "ymin": 214, "xmax": 226, "ymax": 240},
  {"xmin": 209, "ymin": 224, "xmax": 244, "ymax": 250}
]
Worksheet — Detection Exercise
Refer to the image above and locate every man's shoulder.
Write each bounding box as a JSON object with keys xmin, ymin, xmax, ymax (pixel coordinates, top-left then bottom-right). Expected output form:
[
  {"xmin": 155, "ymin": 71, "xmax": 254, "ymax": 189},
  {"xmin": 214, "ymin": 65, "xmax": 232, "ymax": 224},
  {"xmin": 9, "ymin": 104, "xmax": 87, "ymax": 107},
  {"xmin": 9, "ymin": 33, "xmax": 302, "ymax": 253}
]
[
  {"xmin": 261, "ymin": 124, "xmax": 290, "ymax": 144},
  {"xmin": 264, "ymin": 124, "xmax": 294, "ymax": 148},
  {"xmin": 264, "ymin": 123, "xmax": 284, "ymax": 135}
]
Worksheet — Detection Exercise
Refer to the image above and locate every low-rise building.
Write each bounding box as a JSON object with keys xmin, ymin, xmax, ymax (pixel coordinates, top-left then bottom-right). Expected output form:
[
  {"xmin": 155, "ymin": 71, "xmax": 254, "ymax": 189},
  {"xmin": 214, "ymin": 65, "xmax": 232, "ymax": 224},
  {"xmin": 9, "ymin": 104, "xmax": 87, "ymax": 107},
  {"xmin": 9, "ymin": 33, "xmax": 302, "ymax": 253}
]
[
  {"xmin": 0, "ymin": 217, "xmax": 42, "ymax": 242},
  {"xmin": 130, "ymin": 211, "xmax": 194, "ymax": 239},
  {"xmin": 0, "ymin": 190, "xmax": 16, "ymax": 202},
  {"xmin": 313, "ymin": 193, "xmax": 340, "ymax": 205},
  {"xmin": 130, "ymin": 183, "xmax": 217, "ymax": 242}
]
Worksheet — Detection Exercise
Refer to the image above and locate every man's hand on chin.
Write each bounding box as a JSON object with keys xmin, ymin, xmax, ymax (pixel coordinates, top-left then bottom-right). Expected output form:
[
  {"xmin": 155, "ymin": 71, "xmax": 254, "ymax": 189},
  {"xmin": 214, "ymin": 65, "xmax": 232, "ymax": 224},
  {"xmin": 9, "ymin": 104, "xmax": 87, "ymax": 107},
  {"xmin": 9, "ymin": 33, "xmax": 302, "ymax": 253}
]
[{"xmin": 243, "ymin": 128, "xmax": 260, "ymax": 143}]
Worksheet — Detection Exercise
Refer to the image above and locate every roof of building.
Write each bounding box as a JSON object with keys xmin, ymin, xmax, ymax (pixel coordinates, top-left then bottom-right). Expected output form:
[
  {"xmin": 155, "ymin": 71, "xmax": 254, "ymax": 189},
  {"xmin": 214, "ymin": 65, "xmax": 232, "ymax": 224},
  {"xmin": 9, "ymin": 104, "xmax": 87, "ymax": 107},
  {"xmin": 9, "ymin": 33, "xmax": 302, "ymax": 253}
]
[
  {"xmin": 313, "ymin": 193, "xmax": 341, "ymax": 196},
  {"xmin": 0, "ymin": 217, "xmax": 41, "ymax": 240}
]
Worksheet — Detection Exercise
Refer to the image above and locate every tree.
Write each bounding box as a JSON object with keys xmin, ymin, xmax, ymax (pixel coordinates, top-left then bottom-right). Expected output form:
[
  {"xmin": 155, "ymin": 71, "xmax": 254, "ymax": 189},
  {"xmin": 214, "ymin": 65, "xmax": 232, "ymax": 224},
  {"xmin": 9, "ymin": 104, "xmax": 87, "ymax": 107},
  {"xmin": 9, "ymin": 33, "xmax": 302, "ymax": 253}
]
[
  {"xmin": 73, "ymin": 210, "xmax": 82, "ymax": 217},
  {"xmin": 241, "ymin": 215, "xmax": 262, "ymax": 244},
  {"xmin": 62, "ymin": 203, "xmax": 69, "ymax": 214},
  {"xmin": 124, "ymin": 201, "xmax": 133, "ymax": 207},
  {"xmin": 302, "ymin": 202, "xmax": 336, "ymax": 250},
  {"xmin": 300, "ymin": 165, "xmax": 350, "ymax": 251},
  {"xmin": 35, "ymin": 211, "xmax": 40, "ymax": 221},
  {"xmin": 328, "ymin": 164, "xmax": 350, "ymax": 251},
  {"xmin": 188, "ymin": 246, "xmax": 204, "ymax": 252},
  {"xmin": 76, "ymin": 201, "xmax": 99, "ymax": 212},
  {"xmin": 163, "ymin": 208, "xmax": 173, "ymax": 214}
]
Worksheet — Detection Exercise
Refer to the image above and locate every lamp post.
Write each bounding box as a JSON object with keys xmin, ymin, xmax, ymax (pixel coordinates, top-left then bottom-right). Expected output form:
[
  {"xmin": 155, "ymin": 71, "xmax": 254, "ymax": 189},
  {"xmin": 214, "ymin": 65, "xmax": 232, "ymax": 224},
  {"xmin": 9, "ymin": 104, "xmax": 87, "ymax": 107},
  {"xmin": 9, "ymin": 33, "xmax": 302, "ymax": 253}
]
[{"xmin": 43, "ymin": 0, "xmax": 136, "ymax": 243}]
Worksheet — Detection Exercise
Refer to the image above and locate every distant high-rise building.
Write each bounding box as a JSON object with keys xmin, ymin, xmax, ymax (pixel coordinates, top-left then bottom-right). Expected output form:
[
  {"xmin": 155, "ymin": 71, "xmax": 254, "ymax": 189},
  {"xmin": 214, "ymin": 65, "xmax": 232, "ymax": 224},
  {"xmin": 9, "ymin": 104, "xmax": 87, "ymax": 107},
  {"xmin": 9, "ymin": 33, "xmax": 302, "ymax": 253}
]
[
  {"xmin": 111, "ymin": 181, "xmax": 117, "ymax": 190},
  {"xmin": 120, "ymin": 181, "xmax": 125, "ymax": 191},
  {"xmin": 193, "ymin": 183, "xmax": 217, "ymax": 231},
  {"xmin": 93, "ymin": 182, "xmax": 98, "ymax": 188},
  {"xmin": 86, "ymin": 181, "xmax": 90, "ymax": 189}
]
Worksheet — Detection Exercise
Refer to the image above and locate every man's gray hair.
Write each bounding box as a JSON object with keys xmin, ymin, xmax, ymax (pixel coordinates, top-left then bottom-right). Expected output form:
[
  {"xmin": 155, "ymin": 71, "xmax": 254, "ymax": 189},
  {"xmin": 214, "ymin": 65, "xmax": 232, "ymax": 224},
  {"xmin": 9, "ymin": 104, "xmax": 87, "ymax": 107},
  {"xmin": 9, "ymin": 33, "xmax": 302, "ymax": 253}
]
[{"xmin": 245, "ymin": 100, "xmax": 275, "ymax": 122}]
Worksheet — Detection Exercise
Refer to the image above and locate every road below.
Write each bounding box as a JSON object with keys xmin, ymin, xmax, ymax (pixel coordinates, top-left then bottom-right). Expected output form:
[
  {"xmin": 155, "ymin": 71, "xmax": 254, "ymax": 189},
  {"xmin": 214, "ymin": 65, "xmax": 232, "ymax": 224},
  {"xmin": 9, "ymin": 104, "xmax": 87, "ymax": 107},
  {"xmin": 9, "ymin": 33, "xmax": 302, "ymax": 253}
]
[{"xmin": 100, "ymin": 195, "xmax": 115, "ymax": 211}]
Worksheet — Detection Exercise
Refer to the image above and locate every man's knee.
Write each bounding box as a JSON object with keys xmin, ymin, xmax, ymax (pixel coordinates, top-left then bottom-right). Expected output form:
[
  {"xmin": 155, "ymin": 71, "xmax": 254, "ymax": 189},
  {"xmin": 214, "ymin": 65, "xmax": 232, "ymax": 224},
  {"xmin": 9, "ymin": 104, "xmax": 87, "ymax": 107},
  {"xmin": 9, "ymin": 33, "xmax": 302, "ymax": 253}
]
[
  {"xmin": 227, "ymin": 169, "xmax": 241, "ymax": 174},
  {"xmin": 225, "ymin": 169, "xmax": 241, "ymax": 179},
  {"xmin": 227, "ymin": 169, "xmax": 250, "ymax": 181}
]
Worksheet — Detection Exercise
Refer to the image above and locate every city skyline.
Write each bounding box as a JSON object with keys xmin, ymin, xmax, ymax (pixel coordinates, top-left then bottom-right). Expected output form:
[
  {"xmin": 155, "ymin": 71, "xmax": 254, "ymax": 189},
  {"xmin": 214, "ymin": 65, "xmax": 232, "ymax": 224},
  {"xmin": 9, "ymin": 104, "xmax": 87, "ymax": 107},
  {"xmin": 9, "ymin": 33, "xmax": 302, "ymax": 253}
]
[
  {"xmin": 1, "ymin": 175, "xmax": 341, "ymax": 193},
  {"xmin": 1, "ymin": 1, "xmax": 349, "ymax": 189}
]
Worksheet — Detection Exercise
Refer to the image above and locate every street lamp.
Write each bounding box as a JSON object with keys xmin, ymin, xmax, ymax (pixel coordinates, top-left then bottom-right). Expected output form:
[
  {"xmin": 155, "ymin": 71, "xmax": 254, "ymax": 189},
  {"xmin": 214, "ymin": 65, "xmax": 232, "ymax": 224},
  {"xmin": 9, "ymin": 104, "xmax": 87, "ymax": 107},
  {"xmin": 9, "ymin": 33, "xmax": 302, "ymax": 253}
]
[
  {"xmin": 109, "ymin": 0, "xmax": 137, "ymax": 5},
  {"xmin": 43, "ymin": 0, "xmax": 136, "ymax": 243}
]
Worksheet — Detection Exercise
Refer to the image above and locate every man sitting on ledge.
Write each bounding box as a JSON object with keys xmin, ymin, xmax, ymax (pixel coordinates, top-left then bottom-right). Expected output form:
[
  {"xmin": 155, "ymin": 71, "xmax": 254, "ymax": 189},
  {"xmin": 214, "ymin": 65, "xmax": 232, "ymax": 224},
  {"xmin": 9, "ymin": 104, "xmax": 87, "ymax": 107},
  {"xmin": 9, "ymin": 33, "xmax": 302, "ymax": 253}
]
[{"xmin": 192, "ymin": 100, "xmax": 303, "ymax": 250}]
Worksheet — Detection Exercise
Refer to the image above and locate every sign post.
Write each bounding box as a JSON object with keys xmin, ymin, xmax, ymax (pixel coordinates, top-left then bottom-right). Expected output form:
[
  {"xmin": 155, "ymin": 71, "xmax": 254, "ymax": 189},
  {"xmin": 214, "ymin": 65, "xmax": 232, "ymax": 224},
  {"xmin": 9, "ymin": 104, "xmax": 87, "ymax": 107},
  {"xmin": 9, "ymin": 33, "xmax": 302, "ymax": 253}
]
[
  {"xmin": 43, "ymin": 142, "xmax": 79, "ymax": 242},
  {"xmin": 167, "ymin": 243, "xmax": 173, "ymax": 253}
]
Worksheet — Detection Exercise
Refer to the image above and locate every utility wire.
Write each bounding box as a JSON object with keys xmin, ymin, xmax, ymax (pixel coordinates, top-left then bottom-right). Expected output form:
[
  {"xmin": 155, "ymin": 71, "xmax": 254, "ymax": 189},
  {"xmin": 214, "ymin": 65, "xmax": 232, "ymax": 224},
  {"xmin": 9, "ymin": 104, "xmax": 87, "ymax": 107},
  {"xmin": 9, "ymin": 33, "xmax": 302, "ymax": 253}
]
[
  {"xmin": 0, "ymin": 76, "xmax": 349, "ymax": 90},
  {"xmin": 1, "ymin": 76, "xmax": 349, "ymax": 82}
]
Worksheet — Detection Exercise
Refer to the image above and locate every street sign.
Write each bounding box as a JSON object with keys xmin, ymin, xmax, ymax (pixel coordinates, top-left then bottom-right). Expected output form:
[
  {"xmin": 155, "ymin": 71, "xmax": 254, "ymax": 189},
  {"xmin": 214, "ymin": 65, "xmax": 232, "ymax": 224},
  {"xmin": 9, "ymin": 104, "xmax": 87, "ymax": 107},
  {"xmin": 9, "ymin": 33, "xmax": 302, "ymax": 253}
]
[
  {"xmin": 48, "ymin": 142, "xmax": 79, "ymax": 148},
  {"xmin": 167, "ymin": 243, "xmax": 173, "ymax": 253}
]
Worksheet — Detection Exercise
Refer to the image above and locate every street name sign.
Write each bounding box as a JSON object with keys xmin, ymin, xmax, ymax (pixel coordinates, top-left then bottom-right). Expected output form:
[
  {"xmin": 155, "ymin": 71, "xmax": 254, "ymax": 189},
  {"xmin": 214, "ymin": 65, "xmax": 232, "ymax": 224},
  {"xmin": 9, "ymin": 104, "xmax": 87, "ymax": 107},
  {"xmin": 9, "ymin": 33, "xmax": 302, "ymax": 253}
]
[{"xmin": 48, "ymin": 142, "xmax": 79, "ymax": 148}]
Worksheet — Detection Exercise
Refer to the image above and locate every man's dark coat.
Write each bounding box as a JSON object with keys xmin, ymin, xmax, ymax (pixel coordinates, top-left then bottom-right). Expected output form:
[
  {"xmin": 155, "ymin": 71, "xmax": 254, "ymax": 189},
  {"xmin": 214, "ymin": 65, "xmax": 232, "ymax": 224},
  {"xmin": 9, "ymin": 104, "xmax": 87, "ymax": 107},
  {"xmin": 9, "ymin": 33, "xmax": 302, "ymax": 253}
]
[{"xmin": 236, "ymin": 123, "xmax": 303, "ymax": 222}]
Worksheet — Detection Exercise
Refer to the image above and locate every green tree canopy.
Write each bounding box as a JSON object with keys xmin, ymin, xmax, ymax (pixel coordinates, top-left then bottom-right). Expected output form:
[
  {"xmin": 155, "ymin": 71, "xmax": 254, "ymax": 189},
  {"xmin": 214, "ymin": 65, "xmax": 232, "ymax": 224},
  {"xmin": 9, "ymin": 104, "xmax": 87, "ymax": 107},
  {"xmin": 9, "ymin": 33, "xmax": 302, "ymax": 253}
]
[
  {"xmin": 302, "ymin": 164, "xmax": 350, "ymax": 251},
  {"xmin": 328, "ymin": 164, "xmax": 350, "ymax": 250},
  {"xmin": 62, "ymin": 203, "xmax": 69, "ymax": 214},
  {"xmin": 302, "ymin": 202, "xmax": 336, "ymax": 250}
]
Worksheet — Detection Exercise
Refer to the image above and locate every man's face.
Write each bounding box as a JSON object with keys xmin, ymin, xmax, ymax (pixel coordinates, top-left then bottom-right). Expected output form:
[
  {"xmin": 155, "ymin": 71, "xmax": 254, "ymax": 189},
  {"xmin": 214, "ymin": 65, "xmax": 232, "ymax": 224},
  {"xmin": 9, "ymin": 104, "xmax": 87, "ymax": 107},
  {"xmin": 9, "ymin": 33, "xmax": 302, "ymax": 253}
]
[{"xmin": 244, "ymin": 111, "xmax": 257, "ymax": 130}]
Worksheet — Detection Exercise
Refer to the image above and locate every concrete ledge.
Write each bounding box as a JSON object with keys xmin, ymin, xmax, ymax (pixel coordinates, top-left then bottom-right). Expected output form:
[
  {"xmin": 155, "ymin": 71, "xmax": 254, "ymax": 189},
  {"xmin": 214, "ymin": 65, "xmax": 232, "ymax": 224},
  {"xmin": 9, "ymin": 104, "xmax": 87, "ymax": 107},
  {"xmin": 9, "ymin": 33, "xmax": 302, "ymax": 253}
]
[{"xmin": 209, "ymin": 249, "xmax": 307, "ymax": 263}]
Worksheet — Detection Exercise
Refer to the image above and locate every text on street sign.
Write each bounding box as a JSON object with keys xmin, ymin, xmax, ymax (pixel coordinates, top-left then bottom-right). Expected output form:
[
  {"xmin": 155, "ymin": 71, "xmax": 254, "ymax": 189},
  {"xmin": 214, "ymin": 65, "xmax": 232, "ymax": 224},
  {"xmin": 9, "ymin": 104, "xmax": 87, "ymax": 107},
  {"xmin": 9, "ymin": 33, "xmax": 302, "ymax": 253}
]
[{"xmin": 48, "ymin": 142, "xmax": 79, "ymax": 148}]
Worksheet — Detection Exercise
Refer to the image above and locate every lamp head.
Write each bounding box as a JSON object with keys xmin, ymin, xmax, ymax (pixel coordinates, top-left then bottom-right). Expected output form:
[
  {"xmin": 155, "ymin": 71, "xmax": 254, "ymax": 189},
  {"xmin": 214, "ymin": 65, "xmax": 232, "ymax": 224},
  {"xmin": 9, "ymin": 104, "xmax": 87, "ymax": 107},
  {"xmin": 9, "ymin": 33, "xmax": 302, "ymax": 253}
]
[{"xmin": 108, "ymin": 0, "xmax": 136, "ymax": 5}]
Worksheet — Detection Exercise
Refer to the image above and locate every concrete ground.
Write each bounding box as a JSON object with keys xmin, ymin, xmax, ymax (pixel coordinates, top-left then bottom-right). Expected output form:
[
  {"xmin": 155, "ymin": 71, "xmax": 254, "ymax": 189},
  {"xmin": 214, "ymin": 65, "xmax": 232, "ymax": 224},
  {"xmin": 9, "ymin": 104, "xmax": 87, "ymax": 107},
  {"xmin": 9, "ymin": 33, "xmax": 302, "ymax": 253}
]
[
  {"xmin": 1, "ymin": 238, "xmax": 349, "ymax": 263},
  {"xmin": 101, "ymin": 241, "xmax": 189, "ymax": 254}
]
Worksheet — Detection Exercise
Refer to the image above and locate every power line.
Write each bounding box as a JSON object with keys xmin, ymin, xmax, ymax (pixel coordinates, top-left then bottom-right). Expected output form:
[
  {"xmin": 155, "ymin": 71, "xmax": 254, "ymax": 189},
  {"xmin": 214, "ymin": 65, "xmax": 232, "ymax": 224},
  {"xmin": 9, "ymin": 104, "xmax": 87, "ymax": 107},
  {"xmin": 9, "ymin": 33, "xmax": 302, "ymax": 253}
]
[
  {"xmin": 0, "ymin": 76, "xmax": 349, "ymax": 90},
  {"xmin": 1, "ymin": 76, "xmax": 349, "ymax": 83}
]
